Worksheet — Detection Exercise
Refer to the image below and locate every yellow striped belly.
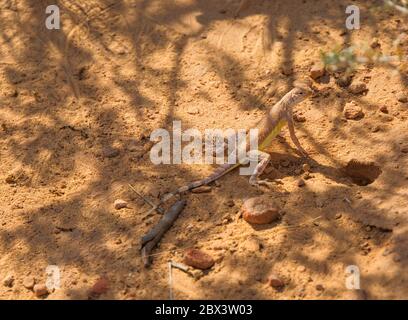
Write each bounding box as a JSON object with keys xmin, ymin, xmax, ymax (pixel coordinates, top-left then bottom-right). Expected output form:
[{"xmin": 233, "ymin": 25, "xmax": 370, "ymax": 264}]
[{"xmin": 259, "ymin": 120, "xmax": 287, "ymax": 150}]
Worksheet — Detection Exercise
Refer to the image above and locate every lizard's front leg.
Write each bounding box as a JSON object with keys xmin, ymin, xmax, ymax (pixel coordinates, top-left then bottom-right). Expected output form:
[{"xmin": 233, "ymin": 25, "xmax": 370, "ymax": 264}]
[
  {"xmin": 287, "ymin": 113, "xmax": 308, "ymax": 158},
  {"xmin": 246, "ymin": 150, "xmax": 272, "ymax": 187}
]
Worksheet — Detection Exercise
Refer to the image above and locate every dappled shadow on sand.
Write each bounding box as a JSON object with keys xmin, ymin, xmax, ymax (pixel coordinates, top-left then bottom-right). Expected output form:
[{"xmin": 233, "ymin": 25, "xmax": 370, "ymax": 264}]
[{"xmin": 0, "ymin": 0, "xmax": 407, "ymax": 299}]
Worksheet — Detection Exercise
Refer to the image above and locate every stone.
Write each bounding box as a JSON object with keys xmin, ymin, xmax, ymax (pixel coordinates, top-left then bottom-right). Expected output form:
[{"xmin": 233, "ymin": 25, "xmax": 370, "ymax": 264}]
[
  {"xmin": 379, "ymin": 106, "xmax": 389, "ymax": 114},
  {"xmin": 90, "ymin": 277, "xmax": 109, "ymax": 295},
  {"xmin": 316, "ymin": 284, "xmax": 325, "ymax": 291},
  {"xmin": 343, "ymin": 102, "xmax": 364, "ymax": 120},
  {"xmin": 310, "ymin": 63, "xmax": 325, "ymax": 80},
  {"xmin": 33, "ymin": 283, "xmax": 49, "ymax": 297},
  {"xmin": 397, "ymin": 92, "xmax": 407, "ymax": 103},
  {"xmin": 349, "ymin": 81, "xmax": 367, "ymax": 94},
  {"xmin": 268, "ymin": 274, "xmax": 284, "ymax": 289},
  {"xmin": 114, "ymin": 199, "xmax": 128, "ymax": 210},
  {"xmin": 242, "ymin": 197, "xmax": 280, "ymax": 225},
  {"xmin": 3, "ymin": 274, "xmax": 14, "ymax": 287},
  {"xmin": 184, "ymin": 248, "xmax": 215, "ymax": 270},
  {"xmin": 23, "ymin": 276, "xmax": 35, "ymax": 290}
]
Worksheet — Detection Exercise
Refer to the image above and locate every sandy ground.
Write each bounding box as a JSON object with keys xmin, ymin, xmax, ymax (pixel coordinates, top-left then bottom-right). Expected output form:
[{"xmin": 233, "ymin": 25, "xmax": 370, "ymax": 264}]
[{"xmin": 0, "ymin": 0, "xmax": 407, "ymax": 300}]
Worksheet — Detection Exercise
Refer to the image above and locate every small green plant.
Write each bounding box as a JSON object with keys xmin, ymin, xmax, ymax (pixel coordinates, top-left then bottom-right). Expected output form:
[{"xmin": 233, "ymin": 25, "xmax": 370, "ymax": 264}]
[{"xmin": 321, "ymin": 1, "xmax": 408, "ymax": 74}]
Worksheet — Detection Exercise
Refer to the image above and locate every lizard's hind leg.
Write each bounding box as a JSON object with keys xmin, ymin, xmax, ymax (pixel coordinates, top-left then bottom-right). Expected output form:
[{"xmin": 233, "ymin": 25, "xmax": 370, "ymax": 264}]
[{"xmin": 247, "ymin": 150, "xmax": 272, "ymax": 187}]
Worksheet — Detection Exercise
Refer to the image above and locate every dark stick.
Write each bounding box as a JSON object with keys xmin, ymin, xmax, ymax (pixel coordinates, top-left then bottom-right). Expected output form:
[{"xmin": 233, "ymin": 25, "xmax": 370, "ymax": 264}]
[{"xmin": 141, "ymin": 200, "xmax": 186, "ymax": 267}]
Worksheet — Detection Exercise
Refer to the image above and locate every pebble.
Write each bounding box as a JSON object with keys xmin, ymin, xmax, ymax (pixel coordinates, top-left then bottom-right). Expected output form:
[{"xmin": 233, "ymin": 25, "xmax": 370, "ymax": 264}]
[
  {"xmin": 268, "ymin": 274, "xmax": 285, "ymax": 289},
  {"xmin": 90, "ymin": 277, "xmax": 109, "ymax": 295},
  {"xmin": 343, "ymin": 102, "xmax": 364, "ymax": 120},
  {"xmin": 297, "ymin": 266, "xmax": 307, "ymax": 273},
  {"xmin": 184, "ymin": 248, "xmax": 215, "ymax": 270},
  {"xmin": 33, "ymin": 283, "xmax": 49, "ymax": 298},
  {"xmin": 191, "ymin": 186, "xmax": 212, "ymax": 194},
  {"xmin": 114, "ymin": 199, "xmax": 128, "ymax": 210},
  {"xmin": 397, "ymin": 92, "xmax": 407, "ymax": 103},
  {"xmin": 23, "ymin": 276, "xmax": 35, "ymax": 290},
  {"xmin": 315, "ymin": 284, "xmax": 325, "ymax": 291},
  {"xmin": 3, "ymin": 274, "xmax": 14, "ymax": 287},
  {"xmin": 349, "ymin": 81, "xmax": 367, "ymax": 95},
  {"xmin": 241, "ymin": 197, "xmax": 280, "ymax": 225},
  {"xmin": 310, "ymin": 63, "xmax": 325, "ymax": 80},
  {"xmin": 379, "ymin": 106, "xmax": 389, "ymax": 114}
]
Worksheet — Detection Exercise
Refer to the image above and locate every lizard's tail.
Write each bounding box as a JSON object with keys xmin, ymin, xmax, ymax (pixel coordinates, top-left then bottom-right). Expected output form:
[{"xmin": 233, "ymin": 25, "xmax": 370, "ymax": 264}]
[{"xmin": 159, "ymin": 163, "xmax": 238, "ymax": 205}]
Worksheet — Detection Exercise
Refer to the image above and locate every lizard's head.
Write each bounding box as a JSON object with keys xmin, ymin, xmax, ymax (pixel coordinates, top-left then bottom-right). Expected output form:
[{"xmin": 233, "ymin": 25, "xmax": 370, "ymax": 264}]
[{"xmin": 291, "ymin": 81, "xmax": 313, "ymax": 104}]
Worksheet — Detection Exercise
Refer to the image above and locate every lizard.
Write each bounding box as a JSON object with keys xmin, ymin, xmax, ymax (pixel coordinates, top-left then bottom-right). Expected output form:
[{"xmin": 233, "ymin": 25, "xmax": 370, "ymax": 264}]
[{"xmin": 151, "ymin": 81, "xmax": 313, "ymax": 212}]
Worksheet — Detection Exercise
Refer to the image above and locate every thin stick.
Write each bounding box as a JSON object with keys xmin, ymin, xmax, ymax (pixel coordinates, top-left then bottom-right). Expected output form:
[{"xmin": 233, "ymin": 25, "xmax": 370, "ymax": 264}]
[
  {"xmin": 141, "ymin": 200, "xmax": 187, "ymax": 267},
  {"xmin": 129, "ymin": 184, "xmax": 165, "ymax": 214}
]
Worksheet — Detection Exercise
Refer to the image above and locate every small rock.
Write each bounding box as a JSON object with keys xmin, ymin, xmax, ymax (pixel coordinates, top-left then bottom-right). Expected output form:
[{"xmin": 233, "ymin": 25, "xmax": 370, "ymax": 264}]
[
  {"xmin": 3, "ymin": 274, "xmax": 14, "ymax": 287},
  {"xmin": 377, "ymin": 113, "xmax": 393, "ymax": 122},
  {"xmin": 349, "ymin": 81, "xmax": 367, "ymax": 94},
  {"xmin": 184, "ymin": 248, "xmax": 215, "ymax": 270},
  {"xmin": 242, "ymin": 197, "xmax": 280, "ymax": 225},
  {"xmin": 33, "ymin": 283, "xmax": 49, "ymax": 297},
  {"xmin": 191, "ymin": 186, "xmax": 212, "ymax": 194},
  {"xmin": 268, "ymin": 274, "xmax": 285, "ymax": 289},
  {"xmin": 90, "ymin": 277, "xmax": 109, "ymax": 295},
  {"xmin": 397, "ymin": 92, "xmax": 407, "ymax": 103},
  {"xmin": 302, "ymin": 163, "xmax": 311, "ymax": 172},
  {"xmin": 316, "ymin": 284, "xmax": 325, "ymax": 291},
  {"xmin": 23, "ymin": 276, "xmax": 35, "ymax": 290},
  {"xmin": 379, "ymin": 106, "xmax": 389, "ymax": 114},
  {"xmin": 310, "ymin": 63, "xmax": 325, "ymax": 80},
  {"xmin": 297, "ymin": 266, "xmax": 307, "ymax": 273},
  {"xmin": 401, "ymin": 145, "xmax": 408, "ymax": 154},
  {"xmin": 343, "ymin": 102, "xmax": 364, "ymax": 120},
  {"xmin": 335, "ymin": 213, "xmax": 342, "ymax": 220},
  {"xmin": 297, "ymin": 179, "xmax": 306, "ymax": 187},
  {"xmin": 114, "ymin": 199, "xmax": 128, "ymax": 210}
]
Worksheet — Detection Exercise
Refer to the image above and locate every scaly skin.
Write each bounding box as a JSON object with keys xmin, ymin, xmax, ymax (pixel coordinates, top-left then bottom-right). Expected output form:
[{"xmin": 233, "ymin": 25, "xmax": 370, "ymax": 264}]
[{"xmin": 156, "ymin": 83, "xmax": 313, "ymax": 208}]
